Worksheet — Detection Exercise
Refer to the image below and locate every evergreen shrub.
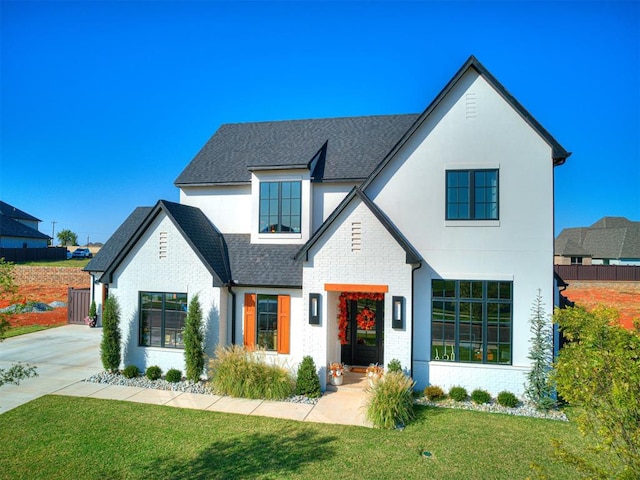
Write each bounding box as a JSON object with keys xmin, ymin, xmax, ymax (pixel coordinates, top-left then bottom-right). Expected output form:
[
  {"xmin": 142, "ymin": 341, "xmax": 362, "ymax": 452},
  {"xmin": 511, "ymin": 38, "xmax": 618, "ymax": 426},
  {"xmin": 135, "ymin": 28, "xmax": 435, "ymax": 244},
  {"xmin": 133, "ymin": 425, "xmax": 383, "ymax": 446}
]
[
  {"xmin": 165, "ymin": 368, "xmax": 182, "ymax": 383},
  {"xmin": 295, "ymin": 356, "xmax": 321, "ymax": 398},
  {"xmin": 122, "ymin": 365, "xmax": 139, "ymax": 379},
  {"xmin": 449, "ymin": 386, "xmax": 468, "ymax": 402},
  {"xmin": 145, "ymin": 365, "xmax": 162, "ymax": 381}
]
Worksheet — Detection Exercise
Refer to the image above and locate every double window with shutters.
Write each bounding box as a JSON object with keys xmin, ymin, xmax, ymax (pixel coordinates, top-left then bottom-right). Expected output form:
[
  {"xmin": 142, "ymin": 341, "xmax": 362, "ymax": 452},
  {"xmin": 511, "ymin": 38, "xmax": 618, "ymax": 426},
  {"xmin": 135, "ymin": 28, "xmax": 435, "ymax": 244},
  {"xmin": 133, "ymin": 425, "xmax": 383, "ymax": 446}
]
[{"xmin": 243, "ymin": 293, "xmax": 290, "ymax": 354}]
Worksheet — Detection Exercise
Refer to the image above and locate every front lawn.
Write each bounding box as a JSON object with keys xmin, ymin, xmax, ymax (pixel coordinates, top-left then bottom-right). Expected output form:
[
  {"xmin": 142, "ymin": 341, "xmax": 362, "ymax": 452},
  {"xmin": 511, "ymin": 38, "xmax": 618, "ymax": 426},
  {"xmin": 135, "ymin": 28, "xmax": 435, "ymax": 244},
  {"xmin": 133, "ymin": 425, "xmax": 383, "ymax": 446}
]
[{"xmin": 0, "ymin": 395, "xmax": 582, "ymax": 479}]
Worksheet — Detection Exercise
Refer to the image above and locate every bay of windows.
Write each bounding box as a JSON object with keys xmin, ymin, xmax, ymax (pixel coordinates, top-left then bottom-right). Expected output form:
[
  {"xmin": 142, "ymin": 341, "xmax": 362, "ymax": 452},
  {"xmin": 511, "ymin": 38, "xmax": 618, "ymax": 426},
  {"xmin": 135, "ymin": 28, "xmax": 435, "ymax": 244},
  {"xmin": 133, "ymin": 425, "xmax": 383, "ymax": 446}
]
[
  {"xmin": 139, "ymin": 292, "xmax": 187, "ymax": 348},
  {"xmin": 431, "ymin": 280, "xmax": 512, "ymax": 364}
]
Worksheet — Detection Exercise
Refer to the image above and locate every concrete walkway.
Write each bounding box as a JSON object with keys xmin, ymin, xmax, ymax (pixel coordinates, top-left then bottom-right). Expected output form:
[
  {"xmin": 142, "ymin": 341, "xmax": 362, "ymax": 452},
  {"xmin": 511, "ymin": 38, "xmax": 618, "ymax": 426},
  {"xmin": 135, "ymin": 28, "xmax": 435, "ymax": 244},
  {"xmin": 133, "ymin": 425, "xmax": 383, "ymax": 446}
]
[{"xmin": 1, "ymin": 325, "xmax": 370, "ymax": 427}]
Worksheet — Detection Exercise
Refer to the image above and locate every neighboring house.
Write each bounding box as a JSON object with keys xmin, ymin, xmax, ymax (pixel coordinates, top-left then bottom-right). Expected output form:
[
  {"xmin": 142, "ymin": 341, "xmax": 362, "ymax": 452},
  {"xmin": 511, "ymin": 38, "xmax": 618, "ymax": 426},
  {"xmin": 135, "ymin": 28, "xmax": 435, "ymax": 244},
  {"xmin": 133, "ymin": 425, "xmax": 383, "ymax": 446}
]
[
  {"xmin": 0, "ymin": 201, "xmax": 51, "ymax": 248},
  {"xmin": 86, "ymin": 56, "xmax": 570, "ymax": 396},
  {"xmin": 555, "ymin": 217, "xmax": 640, "ymax": 266}
]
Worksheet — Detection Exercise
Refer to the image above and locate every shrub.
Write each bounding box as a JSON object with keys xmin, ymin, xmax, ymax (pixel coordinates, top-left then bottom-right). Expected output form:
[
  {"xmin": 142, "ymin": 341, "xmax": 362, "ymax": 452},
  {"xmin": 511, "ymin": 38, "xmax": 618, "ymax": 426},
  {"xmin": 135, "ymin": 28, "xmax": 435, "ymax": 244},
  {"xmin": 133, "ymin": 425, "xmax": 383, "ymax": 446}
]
[
  {"xmin": 100, "ymin": 296, "xmax": 121, "ymax": 373},
  {"xmin": 145, "ymin": 365, "xmax": 162, "ymax": 381},
  {"xmin": 524, "ymin": 290, "xmax": 556, "ymax": 410},
  {"xmin": 423, "ymin": 385, "xmax": 445, "ymax": 401},
  {"xmin": 122, "ymin": 365, "xmax": 139, "ymax": 379},
  {"xmin": 449, "ymin": 386, "xmax": 468, "ymax": 402},
  {"xmin": 208, "ymin": 345, "xmax": 294, "ymax": 400},
  {"xmin": 386, "ymin": 359, "xmax": 402, "ymax": 373},
  {"xmin": 295, "ymin": 356, "xmax": 321, "ymax": 398},
  {"xmin": 183, "ymin": 294, "xmax": 205, "ymax": 382},
  {"xmin": 365, "ymin": 371, "xmax": 415, "ymax": 429},
  {"xmin": 497, "ymin": 390, "xmax": 519, "ymax": 408},
  {"xmin": 165, "ymin": 368, "xmax": 182, "ymax": 383},
  {"xmin": 471, "ymin": 388, "xmax": 492, "ymax": 404},
  {"xmin": 552, "ymin": 306, "xmax": 640, "ymax": 477}
]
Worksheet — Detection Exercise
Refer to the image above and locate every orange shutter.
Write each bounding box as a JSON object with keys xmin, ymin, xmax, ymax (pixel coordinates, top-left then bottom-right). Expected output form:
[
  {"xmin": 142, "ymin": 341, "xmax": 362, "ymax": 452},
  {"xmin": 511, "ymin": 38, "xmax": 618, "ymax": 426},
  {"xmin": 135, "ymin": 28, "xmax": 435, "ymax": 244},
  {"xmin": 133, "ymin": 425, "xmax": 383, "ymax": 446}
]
[
  {"xmin": 277, "ymin": 295, "xmax": 290, "ymax": 354},
  {"xmin": 243, "ymin": 293, "xmax": 256, "ymax": 349}
]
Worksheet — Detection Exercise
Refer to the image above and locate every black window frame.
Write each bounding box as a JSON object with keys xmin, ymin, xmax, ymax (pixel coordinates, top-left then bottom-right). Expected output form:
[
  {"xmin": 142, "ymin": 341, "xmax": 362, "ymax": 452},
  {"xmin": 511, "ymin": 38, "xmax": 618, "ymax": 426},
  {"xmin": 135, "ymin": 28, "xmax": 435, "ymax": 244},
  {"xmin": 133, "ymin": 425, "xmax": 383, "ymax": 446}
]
[
  {"xmin": 139, "ymin": 291, "xmax": 188, "ymax": 349},
  {"xmin": 431, "ymin": 279, "xmax": 513, "ymax": 365},
  {"xmin": 259, "ymin": 180, "xmax": 302, "ymax": 234},
  {"xmin": 446, "ymin": 169, "xmax": 499, "ymax": 220}
]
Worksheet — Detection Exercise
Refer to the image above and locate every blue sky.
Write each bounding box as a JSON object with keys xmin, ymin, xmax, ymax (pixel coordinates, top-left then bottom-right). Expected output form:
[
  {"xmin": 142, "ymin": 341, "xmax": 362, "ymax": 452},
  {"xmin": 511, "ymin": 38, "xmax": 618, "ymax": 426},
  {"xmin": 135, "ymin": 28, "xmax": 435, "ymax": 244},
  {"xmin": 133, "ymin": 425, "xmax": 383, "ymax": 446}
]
[{"xmin": 1, "ymin": 1, "xmax": 638, "ymax": 244}]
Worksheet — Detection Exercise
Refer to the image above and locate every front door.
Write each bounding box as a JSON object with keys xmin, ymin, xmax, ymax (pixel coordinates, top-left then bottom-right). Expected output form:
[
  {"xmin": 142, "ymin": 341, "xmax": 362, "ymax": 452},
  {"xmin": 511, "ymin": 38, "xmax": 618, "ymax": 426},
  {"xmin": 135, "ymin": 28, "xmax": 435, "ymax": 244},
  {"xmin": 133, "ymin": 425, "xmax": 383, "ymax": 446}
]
[{"xmin": 341, "ymin": 297, "xmax": 384, "ymax": 366}]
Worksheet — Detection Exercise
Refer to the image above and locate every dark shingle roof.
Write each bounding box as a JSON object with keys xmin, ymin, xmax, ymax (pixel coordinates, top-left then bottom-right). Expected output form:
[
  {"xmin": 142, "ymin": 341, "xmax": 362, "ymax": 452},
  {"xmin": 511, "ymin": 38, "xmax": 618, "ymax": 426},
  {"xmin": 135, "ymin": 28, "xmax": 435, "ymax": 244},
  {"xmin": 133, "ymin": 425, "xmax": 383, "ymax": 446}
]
[
  {"xmin": 555, "ymin": 217, "xmax": 640, "ymax": 259},
  {"xmin": 223, "ymin": 234, "xmax": 302, "ymax": 288},
  {"xmin": 0, "ymin": 201, "xmax": 41, "ymax": 222},
  {"xmin": 174, "ymin": 115, "xmax": 419, "ymax": 186},
  {"xmin": 85, "ymin": 207, "xmax": 152, "ymax": 272},
  {"xmin": 89, "ymin": 202, "xmax": 300, "ymax": 287},
  {"xmin": 94, "ymin": 201, "xmax": 230, "ymax": 286},
  {"xmin": 0, "ymin": 215, "xmax": 50, "ymax": 240}
]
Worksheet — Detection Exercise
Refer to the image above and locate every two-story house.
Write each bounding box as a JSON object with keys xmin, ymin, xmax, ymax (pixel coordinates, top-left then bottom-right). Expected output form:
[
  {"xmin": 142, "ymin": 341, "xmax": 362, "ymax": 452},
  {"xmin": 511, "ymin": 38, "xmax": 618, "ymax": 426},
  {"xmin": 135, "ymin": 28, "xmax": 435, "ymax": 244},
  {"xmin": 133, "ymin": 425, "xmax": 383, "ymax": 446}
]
[{"xmin": 85, "ymin": 56, "xmax": 570, "ymax": 396}]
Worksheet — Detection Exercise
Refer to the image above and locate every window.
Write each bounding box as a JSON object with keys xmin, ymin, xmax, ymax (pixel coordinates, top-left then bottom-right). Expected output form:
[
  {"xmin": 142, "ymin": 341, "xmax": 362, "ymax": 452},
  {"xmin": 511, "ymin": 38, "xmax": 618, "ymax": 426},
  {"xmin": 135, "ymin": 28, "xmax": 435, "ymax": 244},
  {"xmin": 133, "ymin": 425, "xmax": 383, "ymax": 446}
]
[
  {"xmin": 570, "ymin": 256, "xmax": 583, "ymax": 265},
  {"xmin": 139, "ymin": 292, "xmax": 187, "ymax": 348},
  {"xmin": 431, "ymin": 280, "xmax": 512, "ymax": 364},
  {"xmin": 259, "ymin": 181, "xmax": 301, "ymax": 233},
  {"xmin": 446, "ymin": 169, "xmax": 498, "ymax": 220},
  {"xmin": 244, "ymin": 293, "xmax": 290, "ymax": 353}
]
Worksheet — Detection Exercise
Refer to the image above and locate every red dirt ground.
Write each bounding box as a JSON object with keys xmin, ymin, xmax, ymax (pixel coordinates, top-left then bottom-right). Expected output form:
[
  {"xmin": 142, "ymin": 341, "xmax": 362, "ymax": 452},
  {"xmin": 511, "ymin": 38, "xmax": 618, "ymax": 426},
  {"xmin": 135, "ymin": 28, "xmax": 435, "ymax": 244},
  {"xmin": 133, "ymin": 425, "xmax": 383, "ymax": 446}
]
[
  {"xmin": 563, "ymin": 285, "xmax": 640, "ymax": 330},
  {"xmin": 0, "ymin": 284, "xmax": 70, "ymax": 328}
]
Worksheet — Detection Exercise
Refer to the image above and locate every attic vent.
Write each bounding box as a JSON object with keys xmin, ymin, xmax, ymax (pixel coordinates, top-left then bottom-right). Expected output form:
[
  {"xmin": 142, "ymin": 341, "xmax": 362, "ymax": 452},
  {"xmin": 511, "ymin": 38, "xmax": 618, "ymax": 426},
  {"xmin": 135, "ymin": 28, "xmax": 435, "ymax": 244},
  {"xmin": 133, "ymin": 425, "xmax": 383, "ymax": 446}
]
[
  {"xmin": 465, "ymin": 92, "xmax": 477, "ymax": 119},
  {"xmin": 351, "ymin": 222, "xmax": 362, "ymax": 253},
  {"xmin": 159, "ymin": 231, "xmax": 168, "ymax": 259}
]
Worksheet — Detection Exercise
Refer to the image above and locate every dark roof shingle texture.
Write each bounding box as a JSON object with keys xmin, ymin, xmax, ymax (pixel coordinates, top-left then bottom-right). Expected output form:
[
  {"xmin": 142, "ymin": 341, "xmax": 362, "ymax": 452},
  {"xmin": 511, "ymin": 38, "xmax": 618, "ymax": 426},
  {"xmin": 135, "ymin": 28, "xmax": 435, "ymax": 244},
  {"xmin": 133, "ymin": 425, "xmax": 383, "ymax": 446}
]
[
  {"xmin": 555, "ymin": 217, "xmax": 640, "ymax": 259},
  {"xmin": 174, "ymin": 115, "xmax": 419, "ymax": 186}
]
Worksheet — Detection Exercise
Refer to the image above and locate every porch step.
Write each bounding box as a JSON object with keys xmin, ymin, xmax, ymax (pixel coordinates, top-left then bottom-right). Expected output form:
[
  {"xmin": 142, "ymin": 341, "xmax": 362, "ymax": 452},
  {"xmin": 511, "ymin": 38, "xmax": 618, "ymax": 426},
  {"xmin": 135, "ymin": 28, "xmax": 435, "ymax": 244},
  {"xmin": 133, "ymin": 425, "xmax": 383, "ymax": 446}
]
[{"xmin": 326, "ymin": 372, "xmax": 369, "ymax": 392}]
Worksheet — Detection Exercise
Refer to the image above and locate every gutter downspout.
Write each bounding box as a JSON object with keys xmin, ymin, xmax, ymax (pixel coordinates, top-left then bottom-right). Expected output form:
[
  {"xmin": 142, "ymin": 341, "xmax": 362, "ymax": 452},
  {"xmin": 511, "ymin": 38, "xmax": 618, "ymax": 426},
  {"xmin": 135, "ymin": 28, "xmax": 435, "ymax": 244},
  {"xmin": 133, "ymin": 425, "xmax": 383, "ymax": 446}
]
[
  {"xmin": 410, "ymin": 261, "xmax": 422, "ymax": 379},
  {"xmin": 228, "ymin": 283, "xmax": 236, "ymax": 345}
]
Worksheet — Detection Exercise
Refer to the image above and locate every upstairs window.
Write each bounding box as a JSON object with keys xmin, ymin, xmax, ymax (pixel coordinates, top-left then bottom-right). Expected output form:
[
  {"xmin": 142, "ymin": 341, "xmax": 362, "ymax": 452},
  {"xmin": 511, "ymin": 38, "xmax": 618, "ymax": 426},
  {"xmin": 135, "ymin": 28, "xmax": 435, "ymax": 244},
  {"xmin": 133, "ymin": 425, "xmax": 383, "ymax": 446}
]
[
  {"xmin": 259, "ymin": 181, "xmax": 301, "ymax": 233},
  {"xmin": 446, "ymin": 169, "xmax": 498, "ymax": 220}
]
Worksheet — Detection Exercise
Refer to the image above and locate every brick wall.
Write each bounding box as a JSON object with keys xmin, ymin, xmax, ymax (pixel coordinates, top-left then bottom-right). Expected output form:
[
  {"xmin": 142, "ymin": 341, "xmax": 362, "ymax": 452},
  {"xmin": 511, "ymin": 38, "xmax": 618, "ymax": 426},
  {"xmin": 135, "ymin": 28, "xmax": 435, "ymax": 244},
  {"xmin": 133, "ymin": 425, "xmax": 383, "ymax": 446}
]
[{"xmin": 12, "ymin": 265, "xmax": 90, "ymax": 286}]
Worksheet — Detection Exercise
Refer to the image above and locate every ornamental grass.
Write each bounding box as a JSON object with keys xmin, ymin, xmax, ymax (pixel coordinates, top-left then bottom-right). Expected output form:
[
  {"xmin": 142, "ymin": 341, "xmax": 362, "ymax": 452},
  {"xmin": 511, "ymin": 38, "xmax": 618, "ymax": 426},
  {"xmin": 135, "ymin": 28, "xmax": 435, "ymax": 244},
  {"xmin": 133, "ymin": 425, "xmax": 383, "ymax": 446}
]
[
  {"xmin": 364, "ymin": 371, "xmax": 416, "ymax": 429},
  {"xmin": 208, "ymin": 345, "xmax": 294, "ymax": 400}
]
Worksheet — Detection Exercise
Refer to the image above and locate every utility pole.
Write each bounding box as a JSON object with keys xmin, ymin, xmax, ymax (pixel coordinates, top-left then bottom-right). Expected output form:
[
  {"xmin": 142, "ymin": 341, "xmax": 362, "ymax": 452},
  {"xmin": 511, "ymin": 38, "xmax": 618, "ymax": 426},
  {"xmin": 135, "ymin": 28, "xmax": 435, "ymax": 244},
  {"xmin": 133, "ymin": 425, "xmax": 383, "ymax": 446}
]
[{"xmin": 51, "ymin": 221, "xmax": 57, "ymax": 245}]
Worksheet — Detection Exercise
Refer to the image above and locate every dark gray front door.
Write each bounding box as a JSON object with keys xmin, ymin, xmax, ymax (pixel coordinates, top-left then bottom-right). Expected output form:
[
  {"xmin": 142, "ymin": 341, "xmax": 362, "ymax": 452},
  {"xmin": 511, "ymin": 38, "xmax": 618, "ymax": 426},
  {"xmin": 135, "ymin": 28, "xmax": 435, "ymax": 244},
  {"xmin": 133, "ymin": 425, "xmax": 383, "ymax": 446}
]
[{"xmin": 341, "ymin": 298, "xmax": 384, "ymax": 366}]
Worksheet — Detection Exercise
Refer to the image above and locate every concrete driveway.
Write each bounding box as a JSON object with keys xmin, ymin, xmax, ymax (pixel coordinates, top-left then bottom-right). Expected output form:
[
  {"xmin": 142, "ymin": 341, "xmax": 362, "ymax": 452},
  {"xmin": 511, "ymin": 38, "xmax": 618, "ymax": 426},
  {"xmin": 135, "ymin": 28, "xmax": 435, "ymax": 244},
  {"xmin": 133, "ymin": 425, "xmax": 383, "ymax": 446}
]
[{"xmin": 0, "ymin": 324, "xmax": 102, "ymax": 414}]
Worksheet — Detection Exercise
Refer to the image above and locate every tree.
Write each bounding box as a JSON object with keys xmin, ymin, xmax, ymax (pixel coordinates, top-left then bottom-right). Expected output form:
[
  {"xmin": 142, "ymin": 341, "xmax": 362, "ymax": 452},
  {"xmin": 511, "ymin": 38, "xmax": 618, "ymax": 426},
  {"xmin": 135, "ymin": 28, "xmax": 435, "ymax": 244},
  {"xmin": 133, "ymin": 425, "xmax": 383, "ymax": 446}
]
[
  {"xmin": 100, "ymin": 295, "xmax": 121, "ymax": 373},
  {"xmin": 183, "ymin": 294, "xmax": 205, "ymax": 382},
  {"xmin": 57, "ymin": 229, "xmax": 78, "ymax": 246},
  {"xmin": 523, "ymin": 290, "xmax": 556, "ymax": 410},
  {"xmin": 295, "ymin": 356, "xmax": 321, "ymax": 398},
  {"xmin": 0, "ymin": 258, "xmax": 37, "ymax": 387},
  {"xmin": 552, "ymin": 305, "xmax": 640, "ymax": 478}
]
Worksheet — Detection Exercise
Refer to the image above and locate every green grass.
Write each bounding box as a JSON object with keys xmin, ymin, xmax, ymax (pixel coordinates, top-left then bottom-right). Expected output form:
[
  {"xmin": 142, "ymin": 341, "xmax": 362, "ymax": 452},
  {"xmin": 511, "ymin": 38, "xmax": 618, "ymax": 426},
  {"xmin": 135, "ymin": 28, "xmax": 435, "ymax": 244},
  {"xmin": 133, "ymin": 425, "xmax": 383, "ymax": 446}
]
[
  {"xmin": 19, "ymin": 259, "xmax": 90, "ymax": 267},
  {"xmin": 0, "ymin": 395, "xmax": 583, "ymax": 479},
  {"xmin": 3, "ymin": 324, "xmax": 62, "ymax": 338}
]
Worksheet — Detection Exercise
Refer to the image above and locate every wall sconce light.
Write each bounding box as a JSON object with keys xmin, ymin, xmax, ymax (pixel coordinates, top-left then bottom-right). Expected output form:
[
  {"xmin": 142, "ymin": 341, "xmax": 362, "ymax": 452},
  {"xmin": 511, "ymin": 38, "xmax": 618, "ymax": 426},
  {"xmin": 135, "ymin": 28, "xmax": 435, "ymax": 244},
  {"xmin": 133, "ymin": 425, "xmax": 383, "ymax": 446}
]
[
  {"xmin": 309, "ymin": 293, "xmax": 320, "ymax": 325},
  {"xmin": 392, "ymin": 296, "xmax": 404, "ymax": 329}
]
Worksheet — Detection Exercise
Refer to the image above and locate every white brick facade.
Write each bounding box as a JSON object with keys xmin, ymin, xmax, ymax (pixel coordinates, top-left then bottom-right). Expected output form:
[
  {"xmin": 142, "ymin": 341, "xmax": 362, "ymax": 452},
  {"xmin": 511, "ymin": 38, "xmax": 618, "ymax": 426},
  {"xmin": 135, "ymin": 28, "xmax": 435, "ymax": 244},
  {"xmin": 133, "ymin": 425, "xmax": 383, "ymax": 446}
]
[
  {"xmin": 301, "ymin": 197, "xmax": 414, "ymax": 389},
  {"xmin": 109, "ymin": 213, "xmax": 223, "ymax": 375}
]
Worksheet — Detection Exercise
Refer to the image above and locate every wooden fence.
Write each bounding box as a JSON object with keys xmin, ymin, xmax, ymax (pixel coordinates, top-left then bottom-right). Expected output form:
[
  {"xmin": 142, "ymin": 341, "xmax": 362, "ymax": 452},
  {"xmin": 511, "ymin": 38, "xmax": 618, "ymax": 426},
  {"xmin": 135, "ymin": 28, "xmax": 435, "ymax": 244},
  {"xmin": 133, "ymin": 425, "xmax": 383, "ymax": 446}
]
[
  {"xmin": 0, "ymin": 247, "xmax": 68, "ymax": 263},
  {"xmin": 554, "ymin": 264, "xmax": 640, "ymax": 281},
  {"xmin": 68, "ymin": 287, "xmax": 90, "ymax": 325}
]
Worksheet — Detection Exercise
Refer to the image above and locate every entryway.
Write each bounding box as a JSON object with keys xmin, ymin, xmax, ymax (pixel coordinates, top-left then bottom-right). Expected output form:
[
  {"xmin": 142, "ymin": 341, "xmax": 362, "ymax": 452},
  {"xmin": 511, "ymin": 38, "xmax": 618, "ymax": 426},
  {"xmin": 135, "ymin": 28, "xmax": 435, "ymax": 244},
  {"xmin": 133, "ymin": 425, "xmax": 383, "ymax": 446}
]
[{"xmin": 340, "ymin": 294, "xmax": 384, "ymax": 367}]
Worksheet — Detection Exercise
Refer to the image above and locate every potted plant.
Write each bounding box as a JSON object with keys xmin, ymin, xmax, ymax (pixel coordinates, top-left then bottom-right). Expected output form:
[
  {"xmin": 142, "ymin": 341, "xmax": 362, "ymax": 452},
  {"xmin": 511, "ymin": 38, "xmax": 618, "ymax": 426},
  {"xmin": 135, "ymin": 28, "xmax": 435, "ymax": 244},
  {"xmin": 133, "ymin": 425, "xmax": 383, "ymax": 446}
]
[
  {"xmin": 366, "ymin": 363, "xmax": 384, "ymax": 386},
  {"xmin": 328, "ymin": 362, "xmax": 345, "ymax": 386},
  {"xmin": 86, "ymin": 300, "xmax": 97, "ymax": 327}
]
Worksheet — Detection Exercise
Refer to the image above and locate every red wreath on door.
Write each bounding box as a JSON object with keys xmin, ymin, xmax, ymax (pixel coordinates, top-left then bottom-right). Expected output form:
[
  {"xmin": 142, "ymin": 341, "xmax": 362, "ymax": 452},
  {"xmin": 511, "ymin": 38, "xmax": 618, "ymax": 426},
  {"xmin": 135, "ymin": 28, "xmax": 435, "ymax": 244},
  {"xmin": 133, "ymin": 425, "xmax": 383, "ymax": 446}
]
[{"xmin": 337, "ymin": 292, "xmax": 383, "ymax": 345}]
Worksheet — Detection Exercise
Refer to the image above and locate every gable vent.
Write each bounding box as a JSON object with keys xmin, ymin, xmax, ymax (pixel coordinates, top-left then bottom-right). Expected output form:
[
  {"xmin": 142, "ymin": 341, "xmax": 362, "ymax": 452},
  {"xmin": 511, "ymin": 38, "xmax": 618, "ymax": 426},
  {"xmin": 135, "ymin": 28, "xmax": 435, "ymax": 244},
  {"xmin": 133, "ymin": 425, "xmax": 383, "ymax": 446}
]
[
  {"xmin": 159, "ymin": 231, "xmax": 168, "ymax": 259},
  {"xmin": 465, "ymin": 92, "xmax": 477, "ymax": 119},
  {"xmin": 351, "ymin": 222, "xmax": 362, "ymax": 253}
]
